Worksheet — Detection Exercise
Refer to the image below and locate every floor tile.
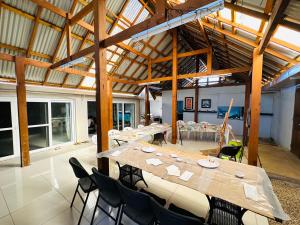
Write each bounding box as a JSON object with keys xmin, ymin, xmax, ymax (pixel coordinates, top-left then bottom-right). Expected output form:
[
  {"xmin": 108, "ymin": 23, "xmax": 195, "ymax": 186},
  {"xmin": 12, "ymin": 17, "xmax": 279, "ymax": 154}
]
[
  {"xmin": 0, "ymin": 190, "xmax": 9, "ymax": 218},
  {"xmin": 42, "ymin": 208, "xmax": 89, "ymax": 225},
  {"xmin": 0, "ymin": 215, "xmax": 14, "ymax": 225}
]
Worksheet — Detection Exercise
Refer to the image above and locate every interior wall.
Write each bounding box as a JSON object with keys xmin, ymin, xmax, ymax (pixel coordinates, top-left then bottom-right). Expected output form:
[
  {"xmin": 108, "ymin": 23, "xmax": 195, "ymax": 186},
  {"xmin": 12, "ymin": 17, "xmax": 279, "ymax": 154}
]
[
  {"xmin": 271, "ymin": 86, "xmax": 296, "ymax": 150},
  {"xmin": 140, "ymin": 96, "xmax": 163, "ymax": 118},
  {"xmin": 162, "ymin": 85, "xmax": 274, "ymax": 138}
]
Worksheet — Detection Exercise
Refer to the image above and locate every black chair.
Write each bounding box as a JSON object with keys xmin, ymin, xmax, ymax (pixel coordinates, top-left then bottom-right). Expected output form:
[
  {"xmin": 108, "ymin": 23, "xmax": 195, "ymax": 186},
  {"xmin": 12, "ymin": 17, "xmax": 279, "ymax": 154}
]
[
  {"xmin": 168, "ymin": 204, "xmax": 205, "ymax": 223},
  {"xmin": 140, "ymin": 189, "xmax": 166, "ymax": 206},
  {"xmin": 217, "ymin": 146, "xmax": 242, "ymax": 162},
  {"xmin": 152, "ymin": 132, "xmax": 167, "ymax": 146},
  {"xmin": 117, "ymin": 181, "xmax": 155, "ymax": 225},
  {"xmin": 151, "ymin": 199, "xmax": 205, "ymax": 225},
  {"xmin": 90, "ymin": 168, "xmax": 122, "ymax": 225},
  {"xmin": 116, "ymin": 162, "xmax": 148, "ymax": 189},
  {"xmin": 69, "ymin": 157, "xmax": 97, "ymax": 225},
  {"xmin": 207, "ymin": 196, "xmax": 247, "ymax": 225}
]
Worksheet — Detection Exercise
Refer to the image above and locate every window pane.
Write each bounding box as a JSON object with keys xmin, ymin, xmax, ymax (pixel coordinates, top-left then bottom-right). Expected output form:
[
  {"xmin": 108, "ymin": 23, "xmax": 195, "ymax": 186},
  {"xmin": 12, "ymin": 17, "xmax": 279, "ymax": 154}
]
[
  {"xmin": 51, "ymin": 103, "xmax": 72, "ymax": 145},
  {"xmin": 124, "ymin": 103, "xmax": 135, "ymax": 128},
  {"xmin": 0, "ymin": 102, "xmax": 12, "ymax": 128},
  {"xmin": 29, "ymin": 126, "xmax": 49, "ymax": 150},
  {"xmin": 0, "ymin": 130, "xmax": 14, "ymax": 157},
  {"xmin": 27, "ymin": 102, "xmax": 48, "ymax": 125}
]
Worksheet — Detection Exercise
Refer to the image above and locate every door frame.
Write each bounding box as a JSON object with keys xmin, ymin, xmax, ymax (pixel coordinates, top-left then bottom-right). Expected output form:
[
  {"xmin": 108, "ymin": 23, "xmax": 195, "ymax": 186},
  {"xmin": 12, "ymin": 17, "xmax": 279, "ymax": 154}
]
[
  {"xmin": 291, "ymin": 87, "xmax": 300, "ymax": 157},
  {"xmin": 0, "ymin": 97, "xmax": 20, "ymax": 161}
]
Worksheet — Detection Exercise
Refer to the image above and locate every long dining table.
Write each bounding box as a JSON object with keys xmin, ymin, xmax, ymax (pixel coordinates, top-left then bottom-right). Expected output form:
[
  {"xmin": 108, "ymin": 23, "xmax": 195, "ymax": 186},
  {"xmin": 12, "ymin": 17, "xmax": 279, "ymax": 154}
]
[
  {"xmin": 97, "ymin": 141, "xmax": 289, "ymax": 222},
  {"xmin": 110, "ymin": 123, "xmax": 171, "ymax": 143}
]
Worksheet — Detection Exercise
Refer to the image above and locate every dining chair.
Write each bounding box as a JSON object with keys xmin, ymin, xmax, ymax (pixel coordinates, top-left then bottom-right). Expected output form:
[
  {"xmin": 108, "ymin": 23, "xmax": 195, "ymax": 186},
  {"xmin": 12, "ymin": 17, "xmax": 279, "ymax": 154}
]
[
  {"xmin": 218, "ymin": 145, "xmax": 242, "ymax": 162},
  {"xmin": 206, "ymin": 196, "xmax": 247, "ymax": 225},
  {"xmin": 69, "ymin": 157, "xmax": 97, "ymax": 225},
  {"xmin": 168, "ymin": 204, "xmax": 205, "ymax": 222},
  {"xmin": 140, "ymin": 189, "xmax": 166, "ymax": 206},
  {"xmin": 117, "ymin": 181, "xmax": 155, "ymax": 225},
  {"xmin": 152, "ymin": 132, "xmax": 167, "ymax": 146},
  {"xmin": 90, "ymin": 168, "xmax": 123, "ymax": 225},
  {"xmin": 138, "ymin": 124, "xmax": 145, "ymax": 128},
  {"xmin": 151, "ymin": 199, "xmax": 206, "ymax": 225}
]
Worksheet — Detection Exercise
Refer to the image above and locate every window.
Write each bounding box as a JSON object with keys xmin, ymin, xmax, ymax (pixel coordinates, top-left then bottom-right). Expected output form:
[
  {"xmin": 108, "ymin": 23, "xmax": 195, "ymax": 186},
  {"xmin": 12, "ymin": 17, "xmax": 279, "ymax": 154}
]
[
  {"xmin": 274, "ymin": 26, "xmax": 300, "ymax": 47},
  {"xmin": 0, "ymin": 102, "xmax": 14, "ymax": 157}
]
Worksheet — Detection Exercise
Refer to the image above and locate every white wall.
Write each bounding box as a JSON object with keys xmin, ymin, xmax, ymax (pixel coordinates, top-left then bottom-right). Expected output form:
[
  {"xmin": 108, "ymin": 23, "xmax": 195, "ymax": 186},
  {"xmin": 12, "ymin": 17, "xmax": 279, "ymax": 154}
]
[
  {"xmin": 0, "ymin": 83, "xmax": 140, "ymax": 145},
  {"xmin": 162, "ymin": 86, "xmax": 275, "ymax": 138},
  {"xmin": 271, "ymin": 86, "xmax": 296, "ymax": 150},
  {"xmin": 140, "ymin": 96, "xmax": 162, "ymax": 118}
]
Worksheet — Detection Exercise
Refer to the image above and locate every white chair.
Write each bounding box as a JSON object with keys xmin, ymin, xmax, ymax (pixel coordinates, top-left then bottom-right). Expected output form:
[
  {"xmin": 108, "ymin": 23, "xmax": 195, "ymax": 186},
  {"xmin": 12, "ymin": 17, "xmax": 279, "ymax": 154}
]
[
  {"xmin": 225, "ymin": 124, "xmax": 232, "ymax": 144},
  {"xmin": 123, "ymin": 127, "xmax": 133, "ymax": 131},
  {"xmin": 108, "ymin": 129, "xmax": 120, "ymax": 136},
  {"xmin": 91, "ymin": 135, "xmax": 97, "ymax": 145},
  {"xmin": 137, "ymin": 124, "xmax": 145, "ymax": 129},
  {"xmin": 151, "ymin": 122, "xmax": 158, "ymax": 125},
  {"xmin": 108, "ymin": 129, "xmax": 121, "ymax": 148}
]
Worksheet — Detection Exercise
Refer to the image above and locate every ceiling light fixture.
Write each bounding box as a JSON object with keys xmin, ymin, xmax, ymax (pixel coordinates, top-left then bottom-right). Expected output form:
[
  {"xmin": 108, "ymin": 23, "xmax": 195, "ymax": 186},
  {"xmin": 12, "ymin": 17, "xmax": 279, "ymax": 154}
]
[{"xmin": 131, "ymin": 0, "xmax": 224, "ymax": 42}]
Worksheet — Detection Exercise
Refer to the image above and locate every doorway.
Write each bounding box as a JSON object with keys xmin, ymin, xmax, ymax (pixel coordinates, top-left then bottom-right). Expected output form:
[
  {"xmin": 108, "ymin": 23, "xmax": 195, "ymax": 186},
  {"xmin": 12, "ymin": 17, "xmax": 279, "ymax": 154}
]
[
  {"xmin": 291, "ymin": 87, "xmax": 300, "ymax": 158},
  {"xmin": 0, "ymin": 98, "xmax": 19, "ymax": 160}
]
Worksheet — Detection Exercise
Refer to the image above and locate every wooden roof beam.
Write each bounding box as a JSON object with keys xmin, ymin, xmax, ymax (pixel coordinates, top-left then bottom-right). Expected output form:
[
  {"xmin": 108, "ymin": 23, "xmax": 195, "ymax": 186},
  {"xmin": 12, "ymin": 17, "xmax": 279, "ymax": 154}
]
[{"xmin": 258, "ymin": 0, "xmax": 291, "ymax": 54}]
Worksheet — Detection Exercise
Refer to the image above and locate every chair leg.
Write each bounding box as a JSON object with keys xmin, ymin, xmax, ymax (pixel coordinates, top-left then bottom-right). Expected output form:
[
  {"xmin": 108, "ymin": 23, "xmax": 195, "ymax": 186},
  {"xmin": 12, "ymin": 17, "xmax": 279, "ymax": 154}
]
[
  {"xmin": 70, "ymin": 183, "xmax": 79, "ymax": 208},
  {"xmin": 90, "ymin": 193, "xmax": 101, "ymax": 225},
  {"xmin": 114, "ymin": 205, "xmax": 122, "ymax": 225},
  {"xmin": 78, "ymin": 191, "xmax": 90, "ymax": 225},
  {"xmin": 116, "ymin": 205, "xmax": 124, "ymax": 225}
]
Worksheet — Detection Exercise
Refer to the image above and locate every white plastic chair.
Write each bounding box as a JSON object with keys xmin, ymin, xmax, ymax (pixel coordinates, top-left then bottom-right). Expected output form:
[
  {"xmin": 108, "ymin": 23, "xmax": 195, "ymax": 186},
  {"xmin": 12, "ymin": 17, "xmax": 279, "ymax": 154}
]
[
  {"xmin": 123, "ymin": 127, "xmax": 133, "ymax": 131},
  {"xmin": 91, "ymin": 135, "xmax": 97, "ymax": 145},
  {"xmin": 137, "ymin": 124, "xmax": 144, "ymax": 129},
  {"xmin": 108, "ymin": 129, "xmax": 120, "ymax": 136},
  {"xmin": 108, "ymin": 129, "xmax": 121, "ymax": 148},
  {"xmin": 151, "ymin": 122, "xmax": 158, "ymax": 125}
]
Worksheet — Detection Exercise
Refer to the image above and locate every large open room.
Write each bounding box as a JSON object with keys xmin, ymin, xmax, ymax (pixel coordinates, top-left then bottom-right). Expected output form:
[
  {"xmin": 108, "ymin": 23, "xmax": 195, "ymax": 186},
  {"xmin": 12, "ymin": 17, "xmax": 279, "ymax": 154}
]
[{"xmin": 0, "ymin": 0, "xmax": 300, "ymax": 225}]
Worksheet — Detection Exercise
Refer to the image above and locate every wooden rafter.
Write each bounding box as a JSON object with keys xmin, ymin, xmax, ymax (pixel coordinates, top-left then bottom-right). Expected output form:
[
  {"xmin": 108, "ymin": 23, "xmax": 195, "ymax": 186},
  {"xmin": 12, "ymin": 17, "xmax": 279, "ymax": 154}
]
[{"xmin": 26, "ymin": 7, "xmax": 42, "ymax": 57}]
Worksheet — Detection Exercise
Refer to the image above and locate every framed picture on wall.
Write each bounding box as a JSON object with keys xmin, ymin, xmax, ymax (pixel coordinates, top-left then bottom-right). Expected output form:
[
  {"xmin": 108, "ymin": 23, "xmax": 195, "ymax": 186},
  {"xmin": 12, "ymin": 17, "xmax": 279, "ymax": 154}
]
[
  {"xmin": 201, "ymin": 99, "xmax": 211, "ymax": 108},
  {"xmin": 184, "ymin": 97, "xmax": 194, "ymax": 111}
]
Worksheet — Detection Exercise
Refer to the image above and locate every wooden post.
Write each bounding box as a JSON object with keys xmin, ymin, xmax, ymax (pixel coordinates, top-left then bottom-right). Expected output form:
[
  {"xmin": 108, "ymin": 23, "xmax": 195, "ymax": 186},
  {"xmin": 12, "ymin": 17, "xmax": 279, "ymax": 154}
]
[
  {"xmin": 66, "ymin": 13, "xmax": 72, "ymax": 59},
  {"xmin": 171, "ymin": 29, "xmax": 178, "ymax": 144},
  {"xmin": 107, "ymin": 78, "xmax": 113, "ymax": 130},
  {"xmin": 94, "ymin": 0, "xmax": 109, "ymax": 174},
  {"xmin": 145, "ymin": 85, "xmax": 150, "ymax": 126},
  {"xmin": 243, "ymin": 80, "xmax": 250, "ymax": 146},
  {"xmin": 207, "ymin": 47, "xmax": 212, "ymax": 74},
  {"xmin": 194, "ymin": 56, "xmax": 200, "ymax": 123},
  {"xmin": 15, "ymin": 56, "xmax": 30, "ymax": 167},
  {"xmin": 248, "ymin": 48, "xmax": 263, "ymax": 166}
]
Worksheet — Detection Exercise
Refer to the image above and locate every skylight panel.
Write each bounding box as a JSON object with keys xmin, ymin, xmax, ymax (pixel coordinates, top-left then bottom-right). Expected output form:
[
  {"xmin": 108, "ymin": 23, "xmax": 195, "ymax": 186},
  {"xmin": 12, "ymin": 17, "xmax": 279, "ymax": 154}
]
[
  {"xmin": 219, "ymin": 8, "xmax": 231, "ymax": 20},
  {"xmin": 134, "ymin": 9, "xmax": 150, "ymax": 25},
  {"xmin": 81, "ymin": 77, "xmax": 95, "ymax": 87},
  {"xmin": 107, "ymin": 64, "xmax": 113, "ymax": 72},
  {"xmin": 236, "ymin": 12, "xmax": 261, "ymax": 31},
  {"xmin": 274, "ymin": 26, "xmax": 300, "ymax": 47},
  {"xmin": 123, "ymin": 0, "xmax": 142, "ymax": 23}
]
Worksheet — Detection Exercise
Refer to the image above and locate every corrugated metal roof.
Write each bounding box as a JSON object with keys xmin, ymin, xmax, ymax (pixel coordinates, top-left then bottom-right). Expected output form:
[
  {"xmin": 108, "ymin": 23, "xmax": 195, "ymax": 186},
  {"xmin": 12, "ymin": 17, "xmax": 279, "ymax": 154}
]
[
  {"xmin": 65, "ymin": 74, "xmax": 82, "ymax": 86},
  {"xmin": 47, "ymin": 70, "xmax": 66, "ymax": 84}
]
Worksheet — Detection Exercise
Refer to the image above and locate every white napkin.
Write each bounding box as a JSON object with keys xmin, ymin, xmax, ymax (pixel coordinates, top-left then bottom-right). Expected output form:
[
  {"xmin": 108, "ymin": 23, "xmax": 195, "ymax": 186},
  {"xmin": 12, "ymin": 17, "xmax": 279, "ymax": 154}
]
[
  {"xmin": 146, "ymin": 158, "xmax": 163, "ymax": 166},
  {"xmin": 111, "ymin": 150, "xmax": 121, "ymax": 157},
  {"xmin": 179, "ymin": 171, "xmax": 194, "ymax": 181},
  {"xmin": 166, "ymin": 165, "xmax": 180, "ymax": 176},
  {"xmin": 244, "ymin": 183, "xmax": 258, "ymax": 201}
]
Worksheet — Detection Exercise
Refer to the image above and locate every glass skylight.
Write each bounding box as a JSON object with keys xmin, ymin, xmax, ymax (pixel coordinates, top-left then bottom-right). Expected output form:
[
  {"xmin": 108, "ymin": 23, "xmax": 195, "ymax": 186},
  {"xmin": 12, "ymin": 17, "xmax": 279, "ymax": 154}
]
[
  {"xmin": 236, "ymin": 12, "xmax": 261, "ymax": 31},
  {"xmin": 219, "ymin": 8, "xmax": 231, "ymax": 20},
  {"xmin": 274, "ymin": 26, "xmax": 300, "ymax": 47},
  {"xmin": 81, "ymin": 77, "xmax": 95, "ymax": 87}
]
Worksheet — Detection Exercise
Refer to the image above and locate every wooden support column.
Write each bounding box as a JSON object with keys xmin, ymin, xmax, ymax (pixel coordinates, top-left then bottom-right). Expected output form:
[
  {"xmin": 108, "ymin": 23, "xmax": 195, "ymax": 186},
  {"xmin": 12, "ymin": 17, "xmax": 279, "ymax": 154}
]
[
  {"xmin": 194, "ymin": 56, "xmax": 200, "ymax": 122},
  {"xmin": 248, "ymin": 48, "xmax": 263, "ymax": 166},
  {"xmin": 207, "ymin": 47, "xmax": 212, "ymax": 74},
  {"xmin": 94, "ymin": 0, "xmax": 109, "ymax": 174},
  {"xmin": 107, "ymin": 78, "xmax": 113, "ymax": 130},
  {"xmin": 145, "ymin": 85, "xmax": 150, "ymax": 126},
  {"xmin": 243, "ymin": 80, "xmax": 250, "ymax": 146},
  {"xmin": 15, "ymin": 56, "xmax": 30, "ymax": 167},
  {"xmin": 66, "ymin": 13, "xmax": 72, "ymax": 59},
  {"xmin": 171, "ymin": 29, "xmax": 178, "ymax": 144}
]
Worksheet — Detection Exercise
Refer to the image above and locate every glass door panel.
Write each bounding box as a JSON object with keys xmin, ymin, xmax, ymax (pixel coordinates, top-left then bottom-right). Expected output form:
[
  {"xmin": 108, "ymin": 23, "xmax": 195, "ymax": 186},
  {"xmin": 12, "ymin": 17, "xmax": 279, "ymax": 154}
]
[
  {"xmin": 0, "ymin": 102, "xmax": 14, "ymax": 157},
  {"xmin": 113, "ymin": 103, "xmax": 118, "ymax": 130},
  {"xmin": 118, "ymin": 103, "xmax": 124, "ymax": 130},
  {"xmin": 51, "ymin": 102, "xmax": 72, "ymax": 145},
  {"xmin": 27, "ymin": 102, "xmax": 49, "ymax": 150},
  {"xmin": 124, "ymin": 103, "xmax": 135, "ymax": 128}
]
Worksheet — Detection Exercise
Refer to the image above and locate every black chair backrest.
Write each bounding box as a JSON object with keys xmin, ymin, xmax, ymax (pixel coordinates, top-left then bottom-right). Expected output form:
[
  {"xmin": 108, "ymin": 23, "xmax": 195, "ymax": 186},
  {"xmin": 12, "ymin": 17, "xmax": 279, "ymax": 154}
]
[
  {"xmin": 219, "ymin": 146, "xmax": 241, "ymax": 157},
  {"xmin": 151, "ymin": 199, "xmax": 204, "ymax": 225},
  {"xmin": 69, "ymin": 157, "xmax": 90, "ymax": 179},
  {"xmin": 117, "ymin": 181, "xmax": 152, "ymax": 212},
  {"xmin": 92, "ymin": 167, "xmax": 120, "ymax": 197}
]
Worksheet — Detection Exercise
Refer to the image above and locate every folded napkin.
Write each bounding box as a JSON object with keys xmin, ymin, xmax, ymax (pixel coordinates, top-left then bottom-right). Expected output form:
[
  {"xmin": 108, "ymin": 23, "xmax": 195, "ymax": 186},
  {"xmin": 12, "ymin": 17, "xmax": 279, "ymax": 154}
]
[
  {"xmin": 146, "ymin": 158, "xmax": 163, "ymax": 166},
  {"xmin": 179, "ymin": 171, "xmax": 194, "ymax": 181},
  {"xmin": 110, "ymin": 150, "xmax": 121, "ymax": 157},
  {"xmin": 244, "ymin": 183, "xmax": 258, "ymax": 201},
  {"xmin": 166, "ymin": 165, "xmax": 180, "ymax": 176}
]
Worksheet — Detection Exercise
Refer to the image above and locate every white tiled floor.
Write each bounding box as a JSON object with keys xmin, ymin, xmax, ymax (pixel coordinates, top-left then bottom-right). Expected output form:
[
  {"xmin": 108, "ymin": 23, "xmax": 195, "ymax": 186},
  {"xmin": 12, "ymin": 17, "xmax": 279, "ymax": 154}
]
[{"xmin": 0, "ymin": 141, "xmax": 268, "ymax": 225}]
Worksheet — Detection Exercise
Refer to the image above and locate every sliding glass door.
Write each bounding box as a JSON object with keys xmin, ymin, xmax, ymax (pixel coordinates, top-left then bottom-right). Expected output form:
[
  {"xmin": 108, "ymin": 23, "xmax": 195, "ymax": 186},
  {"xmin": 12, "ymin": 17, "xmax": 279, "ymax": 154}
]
[
  {"xmin": 51, "ymin": 102, "xmax": 72, "ymax": 145},
  {"xmin": 0, "ymin": 100, "xmax": 18, "ymax": 158},
  {"xmin": 27, "ymin": 102, "xmax": 49, "ymax": 150},
  {"xmin": 113, "ymin": 102, "xmax": 135, "ymax": 130}
]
